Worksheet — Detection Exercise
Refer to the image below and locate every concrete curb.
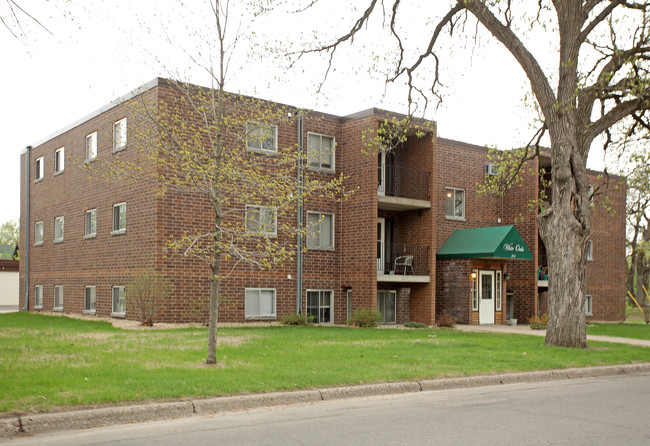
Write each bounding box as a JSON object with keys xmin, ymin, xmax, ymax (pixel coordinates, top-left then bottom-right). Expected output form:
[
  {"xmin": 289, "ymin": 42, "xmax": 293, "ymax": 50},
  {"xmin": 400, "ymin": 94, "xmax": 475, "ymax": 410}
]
[{"xmin": 3, "ymin": 363, "xmax": 650, "ymax": 438}]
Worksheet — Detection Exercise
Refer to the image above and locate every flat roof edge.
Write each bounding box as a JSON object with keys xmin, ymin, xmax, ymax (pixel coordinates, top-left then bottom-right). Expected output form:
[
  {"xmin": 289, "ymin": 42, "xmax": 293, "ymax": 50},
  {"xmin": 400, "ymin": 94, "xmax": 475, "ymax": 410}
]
[{"xmin": 22, "ymin": 78, "xmax": 160, "ymax": 154}]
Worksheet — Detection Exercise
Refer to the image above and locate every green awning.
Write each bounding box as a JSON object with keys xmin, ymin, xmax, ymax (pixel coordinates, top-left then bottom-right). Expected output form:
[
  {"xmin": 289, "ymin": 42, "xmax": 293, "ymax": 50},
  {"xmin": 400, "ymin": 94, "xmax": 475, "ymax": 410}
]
[{"xmin": 437, "ymin": 225, "xmax": 532, "ymax": 260}]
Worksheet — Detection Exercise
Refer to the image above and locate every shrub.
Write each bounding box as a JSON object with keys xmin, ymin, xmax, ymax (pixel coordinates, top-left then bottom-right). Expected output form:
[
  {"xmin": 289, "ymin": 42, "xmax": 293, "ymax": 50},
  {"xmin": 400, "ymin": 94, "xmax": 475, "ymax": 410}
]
[
  {"xmin": 126, "ymin": 268, "xmax": 172, "ymax": 326},
  {"xmin": 280, "ymin": 313, "xmax": 315, "ymax": 325},
  {"xmin": 403, "ymin": 321, "xmax": 428, "ymax": 328},
  {"xmin": 348, "ymin": 308, "xmax": 382, "ymax": 328},
  {"xmin": 529, "ymin": 313, "xmax": 548, "ymax": 330},
  {"xmin": 436, "ymin": 310, "xmax": 456, "ymax": 328}
]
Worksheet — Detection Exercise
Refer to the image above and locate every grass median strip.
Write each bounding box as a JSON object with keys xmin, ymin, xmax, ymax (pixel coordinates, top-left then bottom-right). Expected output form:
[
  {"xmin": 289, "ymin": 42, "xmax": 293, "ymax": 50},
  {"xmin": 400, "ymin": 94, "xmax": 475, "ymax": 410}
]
[
  {"xmin": 586, "ymin": 323, "xmax": 650, "ymax": 340},
  {"xmin": 2, "ymin": 313, "xmax": 650, "ymax": 416}
]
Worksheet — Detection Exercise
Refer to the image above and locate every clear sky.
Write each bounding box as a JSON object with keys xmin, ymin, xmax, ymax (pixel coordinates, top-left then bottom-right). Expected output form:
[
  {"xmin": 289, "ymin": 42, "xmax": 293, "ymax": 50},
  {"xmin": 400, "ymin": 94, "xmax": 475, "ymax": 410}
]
[{"xmin": 2, "ymin": 0, "xmax": 610, "ymax": 225}]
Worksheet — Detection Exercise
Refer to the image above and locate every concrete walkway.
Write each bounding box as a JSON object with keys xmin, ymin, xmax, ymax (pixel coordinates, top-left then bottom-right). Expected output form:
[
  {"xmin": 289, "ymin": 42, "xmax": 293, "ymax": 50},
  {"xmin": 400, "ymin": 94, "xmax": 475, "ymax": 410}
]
[{"xmin": 455, "ymin": 324, "xmax": 650, "ymax": 347}]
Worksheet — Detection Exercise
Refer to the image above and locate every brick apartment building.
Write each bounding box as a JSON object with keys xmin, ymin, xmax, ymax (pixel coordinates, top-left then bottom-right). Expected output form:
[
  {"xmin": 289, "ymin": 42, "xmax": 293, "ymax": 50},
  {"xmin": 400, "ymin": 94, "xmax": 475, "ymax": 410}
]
[{"xmin": 19, "ymin": 78, "xmax": 627, "ymax": 325}]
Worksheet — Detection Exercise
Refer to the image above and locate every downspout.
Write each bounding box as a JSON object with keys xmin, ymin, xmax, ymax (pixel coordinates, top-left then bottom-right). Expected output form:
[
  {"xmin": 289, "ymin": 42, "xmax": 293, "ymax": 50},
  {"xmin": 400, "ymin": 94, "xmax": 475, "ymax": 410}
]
[
  {"xmin": 23, "ymin": 146, "xmax": 31, "ymax": 311},
  {"xmin": 296, "ymin": 114, "xmax": 304, "ymax": 314}
]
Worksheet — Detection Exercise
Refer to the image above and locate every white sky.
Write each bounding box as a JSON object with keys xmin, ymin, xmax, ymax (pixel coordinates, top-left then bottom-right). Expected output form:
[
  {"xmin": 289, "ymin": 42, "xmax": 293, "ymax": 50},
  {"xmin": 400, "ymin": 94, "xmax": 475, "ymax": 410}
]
[{"xmin": 1, "ymin": 0, "xmax": 612, "ymax": 224}]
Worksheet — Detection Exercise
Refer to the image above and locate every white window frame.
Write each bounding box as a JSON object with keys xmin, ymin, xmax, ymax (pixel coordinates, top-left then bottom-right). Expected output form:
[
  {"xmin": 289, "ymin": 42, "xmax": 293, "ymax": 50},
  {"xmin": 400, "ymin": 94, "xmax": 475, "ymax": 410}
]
[
  {"xmin": 246, "ymin": 121, "xmax": 278, "ymax": 154},
  {"xmin": 54, "ymin": 285, "xmax": 63, "ymax": 311},
  {"xmin": 245, "ymin": 205, "xmax": 277, "ymax": 237},
  {"xmin": 306, "ymin": 289, "xmax": 333, "ymax": 324},
  {"xmin": 245, "ymin": 288, "xmax": 276, "ymax": 319},
  {"xmin": 34, "ymin": 285, "xmax": 43, "ymax": 309},
  {"xmin": 35, "ymin": 156, "xmax": 44, "ymax": 181},
  {"xmin": 495, "ymin": 270, "xmax": 502, "ymax": 312},
  {"xmin": 54, "ymin": 216, "xmax": 64, "ymax": 243},
  {"xmin": 306, "ymin": 212, "xmax": 334, "ymax": 250},
  {"xmin": 112, "ymin": 202, "xmax": 126, "ymax": 235},
  {"xmin": 445, "ymin": 187, "xmax": 465, "ymax": 220},
  {"xmin": 307, "ymin": 132, "xmax": 335, "ymax": 172},
  {"xmin": 34, "ymin": 221, "xmax": 43, "ymax": 246},
  {"xmin": 84, "ymin": 286, "xmax": 96, "ymax": 314},
  {"xmin": 588, "ymin": 184, "xmax": 594, "ymax": 206},
  {"xmin": 54, "ymin": 147, "xmax": 65, "ymax": 174},
  {"xmin": 112, "ymin": 286, "xmax": 126, "ymax": 317},
  {"xmin": 86, "ymin": 131, "xmax": 97, "ymax": 162},
  {"xmin": 585, "ymin": 294, "xmax": 593, "ymax": 316},
  {"xmin": 587, "ymin": 240, "xmax": 593, "ymax": 261},
  {"xmin": 113, "ymin": 118, "xmax": 127, "ymax": 152},
  {"xmin": 471, "ymin": 269, "xmax": 479, "ymax": 311},
  {"xmin": 346, "ymin": 289, "xmax": 352, "ymax": 322},
  {"xmin": 85, "ymin": 209, "xmax": 97, "ymax": 238}
]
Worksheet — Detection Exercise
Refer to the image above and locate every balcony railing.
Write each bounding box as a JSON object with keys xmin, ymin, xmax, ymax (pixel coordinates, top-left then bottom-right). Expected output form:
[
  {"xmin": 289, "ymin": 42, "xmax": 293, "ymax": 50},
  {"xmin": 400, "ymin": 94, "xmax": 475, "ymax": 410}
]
[
  {"xmin": 378, "ymin": 165, "xmax": 430, "ymax": 201},
  {"xmin": 377, "ymin": 243, "xmax": 430, "ymax": 276}
]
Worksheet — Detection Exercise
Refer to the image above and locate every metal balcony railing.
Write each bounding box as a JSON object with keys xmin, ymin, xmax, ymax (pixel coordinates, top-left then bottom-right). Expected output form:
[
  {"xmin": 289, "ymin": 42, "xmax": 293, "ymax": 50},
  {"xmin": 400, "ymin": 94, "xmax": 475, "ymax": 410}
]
[
  {"xmin": 377, "ymin": 243, "xmax": 430, "ymax": 276},
  {"xmin": 378, "ymin": 165, "xmax": 430, "ymax": 201}
]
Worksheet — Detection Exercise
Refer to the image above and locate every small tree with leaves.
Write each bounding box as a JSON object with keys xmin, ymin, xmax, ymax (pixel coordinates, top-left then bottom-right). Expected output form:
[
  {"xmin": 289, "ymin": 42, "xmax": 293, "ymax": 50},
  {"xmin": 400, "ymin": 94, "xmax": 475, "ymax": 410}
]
[{"xmin": 94, "ymin": 0, "xmax": 348, "ymax": 365}]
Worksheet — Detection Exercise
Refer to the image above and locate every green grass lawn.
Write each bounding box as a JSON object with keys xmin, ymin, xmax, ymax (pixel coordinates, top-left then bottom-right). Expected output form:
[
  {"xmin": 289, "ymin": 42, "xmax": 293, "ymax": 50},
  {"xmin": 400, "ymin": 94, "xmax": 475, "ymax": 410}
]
[
  {"xmin": 2, "ymin": 313, "xmax": 650, "ymax": 416},
  {"xmin": 587, "ymin": 323, "xmax": 650, "ymax": 340}
]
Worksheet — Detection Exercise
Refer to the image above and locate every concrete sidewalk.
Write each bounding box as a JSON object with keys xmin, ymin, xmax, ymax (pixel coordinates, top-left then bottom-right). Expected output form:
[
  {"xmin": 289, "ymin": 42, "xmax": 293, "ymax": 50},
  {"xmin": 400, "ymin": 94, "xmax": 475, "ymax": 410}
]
[{"xmin": 455, "ymin": 324, "xmax": 650, "ymax": 347}]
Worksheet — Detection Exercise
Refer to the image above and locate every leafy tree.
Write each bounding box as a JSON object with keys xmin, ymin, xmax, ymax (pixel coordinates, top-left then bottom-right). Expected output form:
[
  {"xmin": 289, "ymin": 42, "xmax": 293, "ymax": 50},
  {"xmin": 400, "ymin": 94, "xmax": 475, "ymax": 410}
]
[
  {"xmin": 296, "ymin": 1, "xmax": 650, "ymax": 348},
  {"xmin": 0, "ymin": 219, "xmax": 19, "ymax": 259},
  {"xmin": 96, "ymin": 0, "xmax": 347, "ymax": 364}
]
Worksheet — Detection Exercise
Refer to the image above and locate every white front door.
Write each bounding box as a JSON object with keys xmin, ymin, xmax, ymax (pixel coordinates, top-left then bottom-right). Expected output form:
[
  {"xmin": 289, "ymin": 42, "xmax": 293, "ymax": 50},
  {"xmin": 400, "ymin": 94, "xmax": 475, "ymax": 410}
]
[
  {"xmin": 377, "ymin": 218, "xmax": 385, "ymax": 272},
  {"xmin": 479, "ymin": 270, "xmax": 495, "ymax": 324}
]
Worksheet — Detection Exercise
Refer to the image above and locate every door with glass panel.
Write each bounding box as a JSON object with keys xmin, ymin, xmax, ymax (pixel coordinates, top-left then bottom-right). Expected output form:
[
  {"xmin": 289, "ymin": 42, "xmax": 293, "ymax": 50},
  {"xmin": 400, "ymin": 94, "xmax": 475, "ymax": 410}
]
[
  {"xmin": 479, "ymin": 271, "xmax": 495, "ymax": 324},
  {"xmin": 377, "ymin": 290, "xmax": 396, "ymax": 324}
]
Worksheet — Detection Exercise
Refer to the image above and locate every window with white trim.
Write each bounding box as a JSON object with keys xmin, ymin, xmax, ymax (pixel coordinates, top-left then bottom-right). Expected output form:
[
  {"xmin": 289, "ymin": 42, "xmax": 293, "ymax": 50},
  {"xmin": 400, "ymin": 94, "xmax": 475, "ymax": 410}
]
[
  {"xmin": 307, "ymin": 133, "xmax": 334, "ymax": 171},
  {"xmin": 85, "ymin": 209, "xmax": 97, "ymax": 238},
  {"xmin": 471, "ymin": 270, "xmax": 479, "ymax": 311},
  {"xmin": 112, "ymin": 203, "xmax": 126, "ymax": 234},
  {"xmin": 587, "ymin": 240, "xmax": 593, "ymax": 261},
  {"xmin": 54, "ymin": 147, "xmax": 65, "ymax": 174},
  {"xmin": 246, "ymin": 121, "xmax": 277, "ymax": 153},
  {"xmin": 245, "ymin": 288, "xmax": 276, "ymax": 319},
  {"xmin": 307, "ymin": 212, "xmax": 334, "ymax": 249},
  {"xmin": 86, "ymin": 131, "xmax": 97, "ymax": 161},
  {"xmin": 34, "ymin": 221, "xmax": 43, "ymax": 246},
  {"xmin": 588, "ymin": 184, "xmax": 594, "ymax": 206},
  {"xmin": 245, "ymin": 205, "xmax": 276, "ymax": 237},
  {"xmin": 112, "ymin": 286, "xmax": 125, "ymax": 316},
  {"xmin": 113, "ymin": 118, "xmax": 127, "ymax": 152},
  {"xmin": 346, "ymin": 289, "xmax": 352, "ymax": 322},
  {"xmin": 35, "ymin": 156, "xmax": 44, "ymax": 181},
  {"xmin": 307, "ymin": 290, "xmax": 333, "ymax": 323},
  {"xmin": 495, "ymin": 270, "xmax": 502, "ymax": 312},
  {"xmin": 445, "ymin": 188, "xmax": 465, "ymax": 219},
  {"xmin": 54, "ymin": 285, "xmax": 63, "ymax": 310},
  {"xmin": 34, "ymin": 285, "xmax": 43, "ymax": 309},
  {"xmin": 85, "ymin": 286, "xmax": 96, "ymax": 313},
  {"xmin": 585, "ymin": 294, "xmax": 593, "ymax": 316},
  {"xmin": 54, "ymin": 216, "xmax": 64, "ymax": 243}
]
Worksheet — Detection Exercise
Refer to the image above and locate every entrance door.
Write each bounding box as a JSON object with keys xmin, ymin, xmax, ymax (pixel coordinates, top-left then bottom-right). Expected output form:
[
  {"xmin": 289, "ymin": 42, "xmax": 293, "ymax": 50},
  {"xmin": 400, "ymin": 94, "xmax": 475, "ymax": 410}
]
[
  {"xmin": 377, "ymin": 218, "xmax": 385, "ymax": 272},
  {"xmin": 479, "ymin": 270, "xmax": 495, "ymax": 324},
  {"xmin": 377, "ymin": 290, "xmax": 396, "ymax": 323}
]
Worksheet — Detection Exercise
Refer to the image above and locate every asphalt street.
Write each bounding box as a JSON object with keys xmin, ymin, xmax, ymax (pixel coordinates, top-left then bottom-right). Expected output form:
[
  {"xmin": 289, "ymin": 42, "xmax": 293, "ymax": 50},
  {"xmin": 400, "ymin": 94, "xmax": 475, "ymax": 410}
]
[{"xmin": 6, "ymin": 374, "xmax": 650, "ymax": 446}]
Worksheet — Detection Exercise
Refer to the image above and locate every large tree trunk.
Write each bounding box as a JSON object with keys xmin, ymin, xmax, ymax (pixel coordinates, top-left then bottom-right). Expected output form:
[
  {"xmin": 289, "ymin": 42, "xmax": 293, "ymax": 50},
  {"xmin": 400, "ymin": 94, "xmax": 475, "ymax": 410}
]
[{"xmin": 539, "ymin": 136, "xmax": 590, "ymax": 348}]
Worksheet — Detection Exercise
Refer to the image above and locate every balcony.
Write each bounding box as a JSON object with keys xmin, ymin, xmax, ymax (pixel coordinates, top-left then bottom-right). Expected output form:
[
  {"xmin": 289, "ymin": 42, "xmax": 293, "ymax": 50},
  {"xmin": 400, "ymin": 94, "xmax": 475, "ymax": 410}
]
[
  {"xmin": 377, "ymin": 243, "xmax": 430, "ymax": 283},
  {"xmin": 378, "ymin": 165, "xmax": 431, "ymax": 211}
]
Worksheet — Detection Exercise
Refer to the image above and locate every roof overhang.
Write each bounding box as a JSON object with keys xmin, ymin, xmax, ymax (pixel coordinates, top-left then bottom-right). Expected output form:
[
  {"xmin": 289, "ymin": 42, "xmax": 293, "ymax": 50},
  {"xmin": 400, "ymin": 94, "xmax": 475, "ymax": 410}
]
[{"xmin": 436, "ymin": 225, "xmax": 532, "ymax": 260}]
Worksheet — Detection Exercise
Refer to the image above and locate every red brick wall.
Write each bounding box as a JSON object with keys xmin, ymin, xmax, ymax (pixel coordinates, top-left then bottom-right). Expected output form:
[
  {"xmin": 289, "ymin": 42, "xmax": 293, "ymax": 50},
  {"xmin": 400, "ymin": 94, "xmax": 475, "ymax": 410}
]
[{"xmin": 20, "ymin": 87, "xmax": 161, "ymax": 317}]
